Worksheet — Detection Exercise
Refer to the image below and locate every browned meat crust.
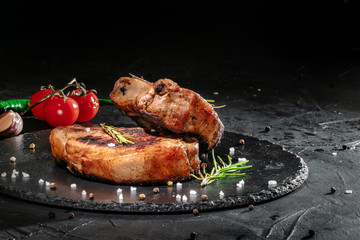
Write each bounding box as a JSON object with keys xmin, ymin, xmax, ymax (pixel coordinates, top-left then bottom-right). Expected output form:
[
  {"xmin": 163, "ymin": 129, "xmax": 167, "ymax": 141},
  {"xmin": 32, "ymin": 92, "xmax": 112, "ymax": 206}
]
[
  {"xmin": 109, "ymin": 77, "xmax": 224, "ymax": 149},
  {"xmin": 49, "ymin": 124, "xmax": 200, "ymax": 185}
]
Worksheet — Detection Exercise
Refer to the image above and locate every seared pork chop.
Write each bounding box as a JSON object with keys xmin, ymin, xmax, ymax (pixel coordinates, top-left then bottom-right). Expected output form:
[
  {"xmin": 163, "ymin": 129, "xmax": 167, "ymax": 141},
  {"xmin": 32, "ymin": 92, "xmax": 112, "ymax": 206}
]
[
  {"xmin": 49, "ymin": 124, "xmax": 200, "ymax": 184},
  {"xmin": 110, "ymin": 77, "xmax": 224, "ymax": 149}
]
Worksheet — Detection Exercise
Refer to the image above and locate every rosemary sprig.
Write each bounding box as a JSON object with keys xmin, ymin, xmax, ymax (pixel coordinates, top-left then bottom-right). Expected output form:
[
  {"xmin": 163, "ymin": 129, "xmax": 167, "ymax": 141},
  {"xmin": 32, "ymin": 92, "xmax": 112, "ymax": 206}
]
[
  {"xmin": 100, "ymin": 123, "xmax": 134, "ymax": 145},
  {"xmin": 191, "ymin": 149, "xmax": 252, "ymax": 186}
]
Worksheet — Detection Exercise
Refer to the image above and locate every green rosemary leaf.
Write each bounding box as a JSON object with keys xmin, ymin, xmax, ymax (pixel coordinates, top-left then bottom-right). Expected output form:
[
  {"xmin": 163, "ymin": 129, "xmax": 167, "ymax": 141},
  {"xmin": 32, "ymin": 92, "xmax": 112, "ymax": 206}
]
[
  {"xmin": 100, "ymin": 123, "xmax": 134, "ymax": 145},
  {"xmin": 193, "ymin": 149, "xmax": 252, "ymax": 186}
]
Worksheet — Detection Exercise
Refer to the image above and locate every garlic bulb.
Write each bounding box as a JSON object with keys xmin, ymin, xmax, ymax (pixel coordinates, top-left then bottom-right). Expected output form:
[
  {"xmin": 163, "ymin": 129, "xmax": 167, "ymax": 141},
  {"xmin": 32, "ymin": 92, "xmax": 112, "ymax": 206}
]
[{"xmin": 0, "ymin": 110, "xmax": 23, "ymax": 137}]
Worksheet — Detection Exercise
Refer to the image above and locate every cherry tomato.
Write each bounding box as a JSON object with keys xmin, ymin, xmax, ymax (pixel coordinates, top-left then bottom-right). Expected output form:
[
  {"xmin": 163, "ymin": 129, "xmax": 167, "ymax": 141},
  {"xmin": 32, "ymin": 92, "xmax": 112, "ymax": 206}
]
[
  {"xmin": 69, "ymin": 90, "xmax": 99, "ymax": 122},
  {"xmin": 43, "ymin": 95, "xmax": 79, "ymax": 127},
  {"xmin": 30, "ymin": 89, "xmax": 53, "ymax": 121}
]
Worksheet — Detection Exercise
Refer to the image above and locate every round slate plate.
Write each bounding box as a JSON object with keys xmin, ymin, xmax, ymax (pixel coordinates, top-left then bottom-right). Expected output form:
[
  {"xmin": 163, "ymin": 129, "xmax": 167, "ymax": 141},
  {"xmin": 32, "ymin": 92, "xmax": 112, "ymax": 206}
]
[{"xmin": 0, "ymin": 128, "xmax": 308, "ymax": 213}]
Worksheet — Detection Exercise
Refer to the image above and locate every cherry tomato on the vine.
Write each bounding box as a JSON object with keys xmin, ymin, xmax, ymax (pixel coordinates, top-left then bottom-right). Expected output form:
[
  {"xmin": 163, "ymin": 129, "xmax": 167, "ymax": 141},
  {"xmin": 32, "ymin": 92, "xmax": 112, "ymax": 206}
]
[
  {"xmin": 30, "ymin": 89, "xmax": 53, "ymax": 121},
  {"xmin": 43, "ymin": 95, "xmax": 79, "ymax": 127},
  {"xmin": 69, "ymin": 90, "xmax": 99, "ymax": 123}
]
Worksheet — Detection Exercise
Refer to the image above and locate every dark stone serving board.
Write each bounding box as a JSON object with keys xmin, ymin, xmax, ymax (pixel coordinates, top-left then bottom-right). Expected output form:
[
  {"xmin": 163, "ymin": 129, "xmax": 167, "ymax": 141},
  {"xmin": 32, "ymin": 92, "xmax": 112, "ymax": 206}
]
[{"xmin": 0, "ymin": 128, "xmax": 308, "ymax": 213}]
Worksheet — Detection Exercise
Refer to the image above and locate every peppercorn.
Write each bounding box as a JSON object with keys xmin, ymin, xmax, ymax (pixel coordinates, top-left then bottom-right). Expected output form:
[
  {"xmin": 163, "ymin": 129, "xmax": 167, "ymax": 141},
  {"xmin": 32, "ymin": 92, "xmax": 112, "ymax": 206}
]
[
  {"xmin": 330, "ymin": 187, "xmax": 336, "ymax": 193},
  {"xmin": 190, "ymin": 232, "xmax": 198, "ymax": 239},
  {"xmin": 29, "ymin": 143, "xmax": 35, "ymax": 149},
  {"xmin": 342, "ymin": 145, "xmax": 348, "ymax": 150},
  {"xmin": 67, "ymin": 212, "xmax": 75, "ymax": 219},
  {"xmin": 89, "ymin": 193, "xmax": 94, "ymax": 200},
  {"xmin": 201, "ymin": 194, "xmax": 208, "ymax": 201},
  {"xmin": 248, "ymin": 204, "xmax": 254, "ymax": 211},
  {"xmin": 10, "ymin": 156, "xmax": 16, "ymax": 163},
  {"xmin": 48, "ymin": 211, "xmax": 56, "ymax": 218},
  {"xmin": 239, "ymin": 139, "xmax": 245, "ymax": 145},
  {"xmin": 153, "ymin": 187, "xmax": 160, "ymax": 193},
  {"xmin": 167, "ymin": 181, "xmax": 173, "ymax": 187},
  {"xmin": 50, "ymin": 182, "xmax": 56, "ymax": 190},
  {"xmin": 139, "ymin": 193, "xmax": 146, "ymax": 200},
  {"xmin": 265, "ymin": 126, "xmax": 271, "ymax": 132},
  {"xmin": 193, "ymin": 209, "xmax": 199, "ymax": 215},
  {"xmin": 308, "ymin": 229, "xmax": 315, "ymax": 237}
]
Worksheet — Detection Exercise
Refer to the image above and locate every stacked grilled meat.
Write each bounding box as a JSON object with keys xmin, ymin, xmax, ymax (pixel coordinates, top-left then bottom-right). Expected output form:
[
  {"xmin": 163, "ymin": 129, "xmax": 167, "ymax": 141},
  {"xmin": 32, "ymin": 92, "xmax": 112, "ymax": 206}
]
[{"xmin": 49, "ymin": 76, "xmax": 224, "ymax": 184}]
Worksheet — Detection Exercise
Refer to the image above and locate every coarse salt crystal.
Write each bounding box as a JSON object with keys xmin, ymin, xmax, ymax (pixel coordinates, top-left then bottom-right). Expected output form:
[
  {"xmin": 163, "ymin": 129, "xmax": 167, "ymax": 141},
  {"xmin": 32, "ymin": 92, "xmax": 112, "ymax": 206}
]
[
  {"xmin": 118, "ymin": 193, "xmax": 124, "ymax": 200},
  {"xmin": 268, "ymin": 180, "xmax": 277, "ymax": 188},
  {"xmin": 12, "ymin": 169, "xmax": 19, "ymax": 175},
  {"xmin": 182, "ymin": 195, "xmax": 188, "ymax": 201},
  {"xmin": 229, "ymin": 147, "xmax": 235, "ymax": 156},
  {"xmin": 332, "ymin": 152, "xmax": 337, "ymax": 156},
  {"xmin": 237, "ymin": 180, "xmax": 245, "ymax": 188},
  {"xmin": 219, "ymin": 191, "xmax": 224, "ymax": 196},
  {"xmin": 108, "ymin": 143, "xmax": 116, "ymax": 147},
  {"xmin": 176, "ymin": 194, "xmax": 181, "ymax": 200},
  {"xmin": 22, "ymin": 172, "xmax": 30, "ymax": 178},
  {"xmin": 189, "ymin": 190, "xmax": 197, "ymax": 195},
  {"xmin": 130, "ymin": 186, "xmax": 137, "ymax": 191},
  {"xmin": 238, "ymin": 157, "xmax": 247, "ymax": 162},
  {"xmin": 45, "ymin": 181, "xmax": 50, "ymax": 186},
  {"xmin": 86, "ymin": 128, "xmax": 90, "ymax": 132},
  {"xmin": 11, "ymin": 173, "xmax": 16, "ymax": 179},
  {"xmin": 213, "ymin": 91, "xmax": 219, "ymax": 95},
  {"xmin": 117, "ymin": 188, "xmax": 123, "ymax": 194},
  {"xmin": 345, "ymin": 190, "xmax": 353, "ymax": 194},
  {"xmin": 176, "ymin": 182, "xmax": 182, "ymax": 188},
  {"xmin": 70, "ymin": 183, "xmax": 77, "ymax": 189},
  {"xmin": 150, "ymin": 129, "xmax": 156, "ymax": 133},
  {"xmin": 1, "ymin": 172, "xmax": 6, "ymax": 177},
  {"xmin": 82, "ymin": 190, "xmax": 87, "ymax": 196},
  {"xmin": 39, "ymin": 179, "xmax": 44, "ymax": 184}
]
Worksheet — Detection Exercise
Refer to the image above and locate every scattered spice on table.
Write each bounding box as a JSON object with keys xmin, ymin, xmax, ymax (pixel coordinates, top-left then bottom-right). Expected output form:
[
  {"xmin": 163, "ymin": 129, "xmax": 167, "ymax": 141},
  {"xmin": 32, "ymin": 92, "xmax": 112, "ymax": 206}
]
[
  {"xmin": 139, "ymin": 193, "xmax": 146, "ymax": 200},
  {"xmin": 29, "ymin": 143, "xmax": 35, "ymax": 149},
  {"xmin": 67, "ymin": 212, "xmax": 75, "ymax": 219},
  {"xmin": 248, "ymin": 204, "xmax": 254, "ymax": 211},
  {"xmin": 330, "ymin": 187, "xmax": 336, "ymax": 193},
  {"xmin": 193, "ymin": 209, "xmax": 199, "ymax": 215},
  {"xmin": 50, "ymin": 182, "xmax": 56, "ymax": 190},
  {"xmin": 167, "ymin": 181, "xmax": 173, "ymax": 186},
  {"xmin": 48, "ymin": 211, "xmax": 56, "ymax": 218},
  {"xmin": 190, "ymin": 232, "xmax": 198, "ymax": 239},
  {"xmin": 201, "ymin": 194, "xmax": 208, "ymax": 201},
  {"xmin": 10, "ymin": 156, "xmax": 16, "ymax": 163},
  {"xmin": 89, "ymin": 193, "xmax": 94, "ymax": 200},
  {"xmin": 153, "ymin": 187, "xmax": 159, "ymax": 193}
]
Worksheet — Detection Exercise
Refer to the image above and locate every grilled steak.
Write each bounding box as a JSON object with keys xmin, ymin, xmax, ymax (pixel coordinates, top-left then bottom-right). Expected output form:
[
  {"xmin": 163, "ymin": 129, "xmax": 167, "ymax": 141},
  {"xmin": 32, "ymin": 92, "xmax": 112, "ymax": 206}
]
[
  {"xmin": 49, "ymin": 124, "xmax": 200, "ymax": 184},
  {"xmin": 110, "ymin": 77, "xmax": 224, "ymax": 149}
]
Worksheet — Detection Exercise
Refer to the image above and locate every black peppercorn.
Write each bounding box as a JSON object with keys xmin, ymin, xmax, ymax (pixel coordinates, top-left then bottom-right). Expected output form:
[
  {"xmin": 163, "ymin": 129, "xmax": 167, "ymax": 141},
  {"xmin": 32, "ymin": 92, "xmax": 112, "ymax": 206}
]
[
  {"xmin": 342, "ymin": 145, "xmax": 348, "ymax": 150},
  {"xmin": 265, "ymin": 126, "xmax": 271, "ymax": 132},
  {"xmin": 330, "ymin": 187, "xmax": 336, "ymax": 193},
  {"xmin": 48, "ymin": 211, "xmax": 56, "ymax": 218},
  {"xmin": 68, "ymin": 212, "xmax": 75, "ymax": 219},
  {"xmin": 190, "ymin": 232, "xmax": 198, "ymax": 239},
  {"xmin": 308, "ymin": 229, "xmax": 315, "ymax": 237}
]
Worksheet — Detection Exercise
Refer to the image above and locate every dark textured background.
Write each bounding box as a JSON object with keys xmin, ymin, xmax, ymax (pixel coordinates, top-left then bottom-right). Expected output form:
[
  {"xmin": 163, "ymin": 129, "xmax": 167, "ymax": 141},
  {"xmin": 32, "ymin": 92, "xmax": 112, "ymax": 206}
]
[{"xmin": 1, "ymin": 1, "xmax": 360, "ymax": 239}]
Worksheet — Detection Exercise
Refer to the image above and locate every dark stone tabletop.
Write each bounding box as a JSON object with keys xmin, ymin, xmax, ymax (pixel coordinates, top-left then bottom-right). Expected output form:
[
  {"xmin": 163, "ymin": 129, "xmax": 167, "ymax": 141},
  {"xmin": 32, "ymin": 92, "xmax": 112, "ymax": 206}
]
[{"xmin": 1, "ymin": 1, "xmax": 360, "ymax": 239}]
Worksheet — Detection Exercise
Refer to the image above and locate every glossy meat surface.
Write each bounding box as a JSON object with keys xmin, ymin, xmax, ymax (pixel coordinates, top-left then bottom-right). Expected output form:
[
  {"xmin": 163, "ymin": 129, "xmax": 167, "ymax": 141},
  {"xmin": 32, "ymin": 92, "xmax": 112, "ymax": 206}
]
[
  {"xmin": 110, "ymin": 77, "xmax": 224, "ymax": 149},
  {"xmin": 49, "ymin": 125, "xmax": 200, "ymax": 184}
]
